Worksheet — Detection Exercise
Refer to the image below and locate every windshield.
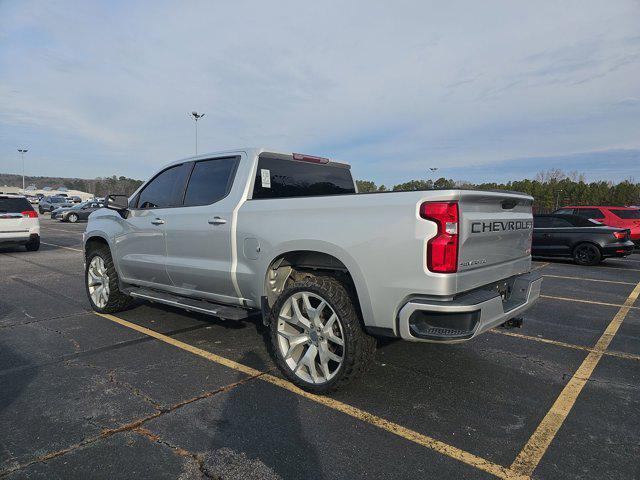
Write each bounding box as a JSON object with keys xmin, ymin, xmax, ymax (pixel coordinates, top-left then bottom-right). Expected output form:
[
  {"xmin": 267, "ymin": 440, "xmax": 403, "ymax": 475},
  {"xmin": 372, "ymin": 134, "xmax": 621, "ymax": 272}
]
[{"xmin": 611, "ymin": 209, "xmax": 640, "ymax": 219}]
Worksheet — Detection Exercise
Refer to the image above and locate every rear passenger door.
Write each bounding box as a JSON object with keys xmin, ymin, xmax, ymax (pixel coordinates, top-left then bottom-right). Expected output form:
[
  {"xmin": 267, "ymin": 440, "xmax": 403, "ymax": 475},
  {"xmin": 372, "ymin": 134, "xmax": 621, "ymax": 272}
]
[
  {"xmin": 548, "ymin": 217, "xmax": 575, "ymax": 254},
  {"xmin": 163, "ymin": 156, "xmax": 240, "ymax": 303}
]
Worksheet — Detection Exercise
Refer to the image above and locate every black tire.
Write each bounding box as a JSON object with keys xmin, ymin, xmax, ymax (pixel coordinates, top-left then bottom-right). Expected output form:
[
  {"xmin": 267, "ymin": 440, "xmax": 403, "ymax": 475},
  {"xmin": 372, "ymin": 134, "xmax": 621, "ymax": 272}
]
[
  {"xmin": 269, "ymin": 273, "xmax": 376, "ymax": 393},
  {"xmin": 573, "ymin": 242, "xmax": 602, "ymax": 266},
  {"xmin": 85, "ymin": 245, "xmax": 132, "ymax": 313},
  {"xmin": 38, "ymin": 207, "xmax": 44, "ymax": 214},
  {"xmin": 25, "ymin": 236, "xmax": 40, "ymax": 252},
  {"xmin": 68, "ymin": 213, "xmax": 79, "ymax": 223}
]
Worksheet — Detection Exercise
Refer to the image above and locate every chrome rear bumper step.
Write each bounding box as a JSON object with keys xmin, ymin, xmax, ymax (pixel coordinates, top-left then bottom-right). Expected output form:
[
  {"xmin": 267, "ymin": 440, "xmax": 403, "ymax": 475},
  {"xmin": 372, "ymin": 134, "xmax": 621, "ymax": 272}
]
[{"xmin": 127, "ymin": 287, "xmax": 249, "ymax": 320}]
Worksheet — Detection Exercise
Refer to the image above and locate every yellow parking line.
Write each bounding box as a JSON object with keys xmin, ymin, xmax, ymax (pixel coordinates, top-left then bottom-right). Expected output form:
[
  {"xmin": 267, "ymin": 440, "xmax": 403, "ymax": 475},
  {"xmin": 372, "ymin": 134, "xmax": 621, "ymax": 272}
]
[
  {"xmin": 542, "ymin": 274, "xmax": 635, "ymax": 286},
  {"xmin": 40, "ymin": 242, "xmax": 83, "ymax": 252},
  {"xmin": 510, "ymin": 281, "xmax": 640, "ymax": 477},
  {"xmin": 490, "ymin": 330, "xmax": 640, "ymax": 362},
  {"xmin": 540, "ymin": 294, "xmax": 640, "ymax": 310},
  {"xmin": 95, "ymin": 313, "xmax": 516, "ymax": 479}
]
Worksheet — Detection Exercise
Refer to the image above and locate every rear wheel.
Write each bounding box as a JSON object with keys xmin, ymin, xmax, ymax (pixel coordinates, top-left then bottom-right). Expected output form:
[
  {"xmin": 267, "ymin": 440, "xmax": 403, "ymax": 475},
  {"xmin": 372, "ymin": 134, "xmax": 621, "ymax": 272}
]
[
  {"xmin": 85, "ymin": 246, "xmax": 132, "ymax": 313},
  {"xmin": 25, "ymin": 236, "xmax": 40, "ymax": 252},
  {"xmin": 573, "ymin": 243, "xmax": 602, "ymax": 266},
  {"xmin": 270, "ymin": 274, "xmax": 376, "ymax": 393}
]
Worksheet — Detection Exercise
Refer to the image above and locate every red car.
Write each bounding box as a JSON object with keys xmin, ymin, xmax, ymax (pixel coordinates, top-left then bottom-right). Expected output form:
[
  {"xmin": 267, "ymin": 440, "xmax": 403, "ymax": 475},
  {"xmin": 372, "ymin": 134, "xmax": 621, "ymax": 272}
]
[{"xmin": 554, "ymin": 206, "xmax": 640, "ymax": 246}]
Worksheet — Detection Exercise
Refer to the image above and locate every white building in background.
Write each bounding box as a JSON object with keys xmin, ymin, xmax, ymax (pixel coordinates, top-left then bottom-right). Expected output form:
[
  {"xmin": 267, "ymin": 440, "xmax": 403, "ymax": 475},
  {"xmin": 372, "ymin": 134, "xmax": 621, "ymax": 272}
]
[{"xmin": 0, "ymin": 185, "xmax": 94, "ymax": 201}]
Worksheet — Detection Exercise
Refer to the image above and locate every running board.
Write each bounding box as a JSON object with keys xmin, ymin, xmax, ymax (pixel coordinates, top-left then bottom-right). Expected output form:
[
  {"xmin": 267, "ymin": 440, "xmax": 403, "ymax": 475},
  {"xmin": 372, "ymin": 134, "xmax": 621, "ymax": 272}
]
[{"xmin": 127, "ymin": 287, "xmax": 249, "ymax": 320}]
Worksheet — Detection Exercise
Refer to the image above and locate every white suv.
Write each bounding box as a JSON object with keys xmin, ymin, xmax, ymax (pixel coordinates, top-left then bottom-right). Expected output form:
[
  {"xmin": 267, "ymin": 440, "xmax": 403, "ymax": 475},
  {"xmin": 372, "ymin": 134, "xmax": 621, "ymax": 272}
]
[{"xmin": 0, "ymin": 195, "xmax": 40, "ymax": 251}]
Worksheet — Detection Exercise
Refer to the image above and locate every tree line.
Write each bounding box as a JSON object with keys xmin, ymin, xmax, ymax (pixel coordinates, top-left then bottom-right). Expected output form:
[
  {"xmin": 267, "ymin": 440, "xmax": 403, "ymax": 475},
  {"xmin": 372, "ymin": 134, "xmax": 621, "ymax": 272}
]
[
  {"xmin": 356, "ymin": 169, "xmax": 639, "ymax": 212},
  {"xmin": 0, "ymin": 173, "xmax": 144, "ymax": 197}
]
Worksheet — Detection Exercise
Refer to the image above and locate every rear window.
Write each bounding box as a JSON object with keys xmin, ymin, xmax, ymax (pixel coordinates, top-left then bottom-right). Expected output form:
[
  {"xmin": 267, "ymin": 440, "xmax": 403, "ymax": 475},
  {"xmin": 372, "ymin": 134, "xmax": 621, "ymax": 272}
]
[
  {"xmin": 0, "ymin": 197, "xmax": 33, "ymax": 213},
  {"xmin": 610, "ymin": 209, "xmax": 640, "ymax": 219},
  {"xmin": 252, "ymin": 156, "xmax": 355, "ymax": 199}
]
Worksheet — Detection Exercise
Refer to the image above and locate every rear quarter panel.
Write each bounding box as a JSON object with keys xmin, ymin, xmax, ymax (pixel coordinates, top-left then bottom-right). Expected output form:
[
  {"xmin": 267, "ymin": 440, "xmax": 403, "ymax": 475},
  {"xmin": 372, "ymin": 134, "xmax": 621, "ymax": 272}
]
[{"xmin": 235, "ymin": 190, "xmax": 532, "ymax": 331}]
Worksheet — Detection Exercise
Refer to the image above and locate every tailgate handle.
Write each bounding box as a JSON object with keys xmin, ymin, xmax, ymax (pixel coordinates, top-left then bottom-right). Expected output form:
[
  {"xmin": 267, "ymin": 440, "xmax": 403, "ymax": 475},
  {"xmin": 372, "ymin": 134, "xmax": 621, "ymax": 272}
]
[{"xmin": 501, "ymin": 200, "xmax": 517, "ymax": 210}]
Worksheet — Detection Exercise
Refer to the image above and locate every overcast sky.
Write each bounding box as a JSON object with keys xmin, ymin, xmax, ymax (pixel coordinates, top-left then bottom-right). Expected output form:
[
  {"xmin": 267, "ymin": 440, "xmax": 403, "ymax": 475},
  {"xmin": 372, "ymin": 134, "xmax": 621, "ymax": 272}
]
[{"xmin": 1, "ymin": 1, "xmax": 639, "ymax": 185}]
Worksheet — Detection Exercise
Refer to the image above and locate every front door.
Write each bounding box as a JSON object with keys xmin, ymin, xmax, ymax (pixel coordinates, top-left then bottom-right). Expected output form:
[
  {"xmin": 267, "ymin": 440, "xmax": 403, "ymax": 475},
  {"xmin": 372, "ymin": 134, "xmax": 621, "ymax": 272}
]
[
  {"xmin": 164, "ymin": 156, "xmax": 240, "ymax": 303},
  {"xmin": 115, "ymin": 162, "xmax": 191, "ymax": 288}
]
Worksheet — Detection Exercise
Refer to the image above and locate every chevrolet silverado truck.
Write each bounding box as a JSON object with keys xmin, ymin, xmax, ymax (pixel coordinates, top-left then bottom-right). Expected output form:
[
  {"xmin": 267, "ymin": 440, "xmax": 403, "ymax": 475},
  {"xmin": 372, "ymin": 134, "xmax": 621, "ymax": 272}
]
[{"xmin": 83, "ymin": 148, "xmax": 542, "ymax": 392}]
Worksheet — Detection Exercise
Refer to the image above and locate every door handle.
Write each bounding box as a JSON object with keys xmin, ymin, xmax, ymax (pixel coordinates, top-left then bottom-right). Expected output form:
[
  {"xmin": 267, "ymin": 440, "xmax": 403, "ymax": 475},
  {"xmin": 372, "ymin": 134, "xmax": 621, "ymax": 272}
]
[
  {"xmin": 208, "ymin": 216, "xmax": 227, "ymax": 225},
  {"xmin": 151, "ymin": 218, "xmax": 165, "ymax": 225}
]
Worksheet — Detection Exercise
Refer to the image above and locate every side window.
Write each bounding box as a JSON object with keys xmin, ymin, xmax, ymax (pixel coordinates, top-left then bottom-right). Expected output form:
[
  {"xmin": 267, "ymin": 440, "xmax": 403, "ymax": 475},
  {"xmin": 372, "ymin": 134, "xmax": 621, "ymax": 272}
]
[
  {"xmin": 554, "ymin": 208, "xmax": 574, "ymax": 215},
  {"xmin": 551, "ymin": 217, "xmax": 573, "ymax": 228},
  {"xmin": 575, "ymin": 208, "xmax": 604, "ymax": 219},
  {"xmin": 183, "ymin": 157, "xmax": 238, "ymax": 207},
  {"xmin": 136, "ymin": 163, "xmax": 190, "ymax": 209}
]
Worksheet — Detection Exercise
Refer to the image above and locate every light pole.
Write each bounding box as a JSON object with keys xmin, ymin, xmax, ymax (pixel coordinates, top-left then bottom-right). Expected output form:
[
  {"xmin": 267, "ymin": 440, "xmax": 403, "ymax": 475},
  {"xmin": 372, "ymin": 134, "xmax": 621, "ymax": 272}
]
[
  {"xmin": 190, "ymin": 112, "xmax": 205, "ymax": 155},
  {"xmin": 555, "ymin": 188, "xmax": 563, "ymax": 211},
  {"xmin": 17, "ymin": 148, "xmax": 28, "ymax": 192},
  {"xmin": 428, "ymin": 167, "xmax": 438, "ymax": 188}
]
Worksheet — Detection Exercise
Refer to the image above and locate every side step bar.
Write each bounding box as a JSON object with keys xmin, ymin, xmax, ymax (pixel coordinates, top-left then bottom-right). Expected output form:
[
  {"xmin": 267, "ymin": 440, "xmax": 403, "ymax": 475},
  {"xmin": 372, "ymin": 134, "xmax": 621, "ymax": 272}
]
[{"xmin": 127, "ymin": 287, "xmax": 249, "ymax": 320}]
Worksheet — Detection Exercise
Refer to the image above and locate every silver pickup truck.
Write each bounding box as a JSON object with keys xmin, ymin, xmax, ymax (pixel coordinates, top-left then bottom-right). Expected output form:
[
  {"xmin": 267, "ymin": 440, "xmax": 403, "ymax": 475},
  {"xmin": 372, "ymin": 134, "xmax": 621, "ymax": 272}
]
[{"xmin": 84, "ymin": 148, "xmax": 541, "ymax": 392}]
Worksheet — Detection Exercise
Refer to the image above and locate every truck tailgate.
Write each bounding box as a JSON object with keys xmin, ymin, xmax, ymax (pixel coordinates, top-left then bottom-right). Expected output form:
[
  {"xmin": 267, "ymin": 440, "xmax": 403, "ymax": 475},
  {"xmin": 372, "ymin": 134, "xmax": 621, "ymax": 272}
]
[{"xmin": 457, "ymin": 191, "xmax": 533, "ymax": 277}]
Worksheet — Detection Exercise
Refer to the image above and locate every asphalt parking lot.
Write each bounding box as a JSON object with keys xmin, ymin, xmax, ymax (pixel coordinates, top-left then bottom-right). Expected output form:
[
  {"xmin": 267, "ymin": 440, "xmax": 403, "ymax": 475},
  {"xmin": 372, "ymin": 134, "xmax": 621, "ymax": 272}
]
[{"xmin": 1, "ymin": 217, "xmax": 639, "ymax": 479}]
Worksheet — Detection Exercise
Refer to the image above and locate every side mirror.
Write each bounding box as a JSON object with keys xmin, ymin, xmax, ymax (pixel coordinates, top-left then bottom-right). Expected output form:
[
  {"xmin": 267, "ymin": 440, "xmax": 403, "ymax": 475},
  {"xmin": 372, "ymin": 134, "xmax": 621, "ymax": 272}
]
[{"xmin": 106, "ymin": 194, "xmax": 129, "ymax": 211}]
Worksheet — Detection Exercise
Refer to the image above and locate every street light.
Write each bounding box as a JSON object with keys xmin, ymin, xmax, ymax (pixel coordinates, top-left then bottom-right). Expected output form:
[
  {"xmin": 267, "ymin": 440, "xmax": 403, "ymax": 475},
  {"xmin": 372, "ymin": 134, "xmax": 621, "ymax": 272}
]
[
  {"xmin": 189, "ymin": 111, "xmax": 205, "ymax": 155},
  {"xmin": 555, "ymin": 188, "xmax": 563, "ymax": 211},
  {"xmin": 428, "ymin": 167, "xmax": 438, "ymax": 188},
  {"xmin": 17, "ymin": 148, "xmax": 28, "ymax": 192}
]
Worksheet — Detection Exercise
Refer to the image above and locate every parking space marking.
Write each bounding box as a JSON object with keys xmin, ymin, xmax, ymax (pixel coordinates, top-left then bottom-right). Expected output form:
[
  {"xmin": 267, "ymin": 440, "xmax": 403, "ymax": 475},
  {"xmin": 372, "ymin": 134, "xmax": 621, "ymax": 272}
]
[
  {"xmin": 540, "ymin": 294, "xmax": 640, "ymax": 310},
  {"xmin": 542, "ymin": 274, "xmax": 636, "ymax": 286},
  {"xmin": 531, "ymin": 262, "xmax": 549, "ymax": 271},
  {"xmin": 510, "ymin": 281, "xmax": 640, "ymax": 477},
  {"xmin": 491, "ymin": 330, "xmax": 640, "ymax": 362},
  {"xmin": 40, "ymin": 242, "xmax": 83, "ymax": 252},
  {"xmin": 95, "ymin": 313, "xmax": 515, "ymax": 479}
]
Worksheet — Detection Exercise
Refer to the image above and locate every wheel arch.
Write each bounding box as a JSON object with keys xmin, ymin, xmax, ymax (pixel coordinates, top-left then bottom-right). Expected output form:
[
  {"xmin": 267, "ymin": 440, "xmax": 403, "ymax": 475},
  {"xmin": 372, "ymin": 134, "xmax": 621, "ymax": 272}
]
[{"xmin": 262, "ymin": 245, "xmax": 373, "ymax": 327}]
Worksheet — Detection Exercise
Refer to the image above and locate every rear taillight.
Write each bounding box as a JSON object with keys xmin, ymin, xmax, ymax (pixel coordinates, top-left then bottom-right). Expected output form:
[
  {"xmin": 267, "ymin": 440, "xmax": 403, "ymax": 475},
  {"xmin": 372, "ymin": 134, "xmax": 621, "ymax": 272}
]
[
  {"xmin": 420, "ymin": 202, "xmax": 459, "ymax": 273},
  {"xmin": 613, "ymin": 231, "xmax": 627, "ymax": 240},
  {"xmin": 21, "ymin": 210, "xmax": 38, "ymax": 218}
]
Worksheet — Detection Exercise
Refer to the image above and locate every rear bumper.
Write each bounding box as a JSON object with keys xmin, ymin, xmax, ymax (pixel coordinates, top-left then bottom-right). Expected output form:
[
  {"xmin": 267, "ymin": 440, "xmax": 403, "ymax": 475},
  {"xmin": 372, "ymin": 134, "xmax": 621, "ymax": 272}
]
[
  {"xmin": 398, "ymin": 272, "xmax": 542, "ymax": 343},
  {"xmin": 0, "ymin": 232, "xmax": 39, "ymax": 245},
  {"xmin": 603, "ymin": 241, "xmax": 635, "ymax": 256}
]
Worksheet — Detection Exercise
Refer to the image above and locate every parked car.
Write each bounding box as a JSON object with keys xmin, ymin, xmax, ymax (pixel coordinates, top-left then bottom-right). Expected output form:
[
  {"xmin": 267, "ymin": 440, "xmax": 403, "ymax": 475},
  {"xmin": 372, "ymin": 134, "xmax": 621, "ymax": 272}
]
[
  {"xmin": 70, "ymin": 196, "xmax": 82, "ymax": 203},
  {"xmin": 554, "ymin": 206, "xmax": 640, "ymax": 247},
  {"xmin": 59, "ymin": 201, "xmax": 104, "ymax": 223},
  {"xmin": 84, "ymin": 148, "xmax": 541, "ymax": 392},
  {"xmin": 0, "ymin": 194, "xmax": 40, "ymax": 251},
  {"xmin": 39, "ymin": 196, "xmax": 74, "ymax": 213},
  {"xmin": 533, "ymin": 214, "xmax": 634, "ymax": 265},
  {"xmin": 26, "ymin": 195, "xmax": 40, "ymax": 204}
]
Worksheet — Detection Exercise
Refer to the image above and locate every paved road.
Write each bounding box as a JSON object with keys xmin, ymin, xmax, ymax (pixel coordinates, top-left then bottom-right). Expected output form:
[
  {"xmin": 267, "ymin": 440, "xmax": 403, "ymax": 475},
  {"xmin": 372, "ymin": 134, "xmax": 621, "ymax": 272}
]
[{"xmin": 1, "ymin": 218, "xmax": 639, "ymax": 479}]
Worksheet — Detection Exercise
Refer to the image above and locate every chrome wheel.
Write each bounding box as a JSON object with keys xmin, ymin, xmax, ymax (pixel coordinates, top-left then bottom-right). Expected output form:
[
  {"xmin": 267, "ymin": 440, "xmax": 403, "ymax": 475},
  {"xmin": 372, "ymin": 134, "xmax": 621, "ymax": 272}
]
[
  {"xmin": 68, "ymin": 213, "xmax": 78, "ymax": 223},
  {"xmin": 276, "ymin": 291, "xmax": 345, "ymax": 384},
  {"xmin": 87, "ymin": 256, "xmax": 110, "ymax": 308}
]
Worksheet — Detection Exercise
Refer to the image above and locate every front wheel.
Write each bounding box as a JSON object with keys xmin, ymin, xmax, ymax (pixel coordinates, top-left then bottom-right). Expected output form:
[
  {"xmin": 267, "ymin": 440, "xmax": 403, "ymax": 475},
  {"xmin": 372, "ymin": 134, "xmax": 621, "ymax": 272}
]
[
  {"xmin": 270, "ymin": 274, "xmax": 376, "ymax": 393},
  {"xmin": 573, "ymin": 243, "xmax": 602, "ymax": 266},
  {"xmin": 85, "ymin": 246, "xmax": 132, "ymax": 313},
  {"xmin": 67, "ymin": 213, "xmax": 79, "ymax": 223}
]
